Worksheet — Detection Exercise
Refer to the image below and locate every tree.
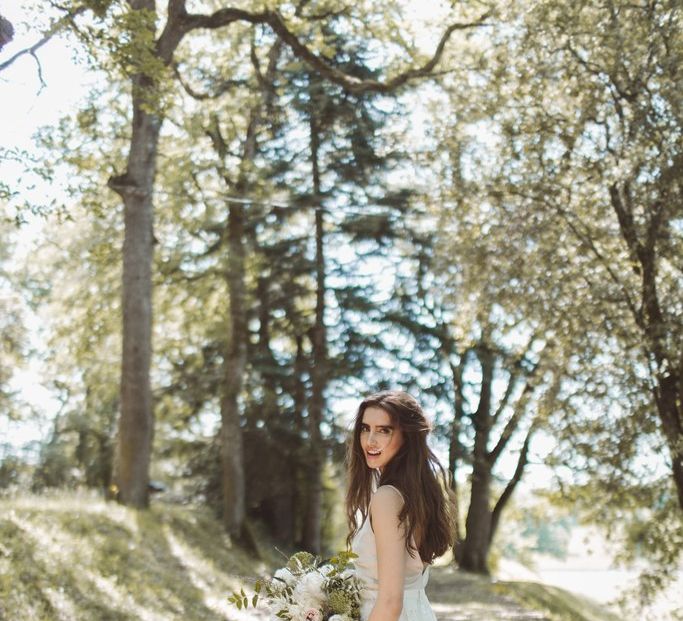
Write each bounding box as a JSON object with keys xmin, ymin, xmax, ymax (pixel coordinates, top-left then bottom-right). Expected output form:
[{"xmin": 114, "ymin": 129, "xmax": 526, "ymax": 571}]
[
  {"xmin": 124, "ymin": 2, "xmax": 480, "ymax": 541},
  {"xmin": 377, "ymin": 223, "xmax": 563, "ymax": 573},
  {"xmin": 86, "ymin": 0, "xmax": 487, "ymax": 509},
  {"xmin": 252, "ymin": 19, "xmax": 426, "ymax": 549},
  {"xmin": 489, "ymin": 0, "xmax": 683, "ymax": 511},
  {"xmin": 202, "ymin": 32, "xmax": 284, "ymax": 539},
  {"xmin": 424, "ymin": 0, "xmax": 682, "ymax": 594}
]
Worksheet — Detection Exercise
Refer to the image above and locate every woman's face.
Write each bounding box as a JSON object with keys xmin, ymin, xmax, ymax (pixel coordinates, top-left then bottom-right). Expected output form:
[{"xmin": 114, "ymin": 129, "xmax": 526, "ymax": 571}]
[{"xmin": 359, "ymin": 406, "xmax": 404, "ymax": 472}]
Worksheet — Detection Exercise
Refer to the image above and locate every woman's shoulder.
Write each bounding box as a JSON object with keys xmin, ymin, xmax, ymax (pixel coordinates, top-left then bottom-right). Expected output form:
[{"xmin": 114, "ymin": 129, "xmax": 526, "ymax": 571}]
[
  {"xmin": 371, "ymin": 484, "xmax": 405, "ymax": 506},
  {"xmin": 369, "ymin": 485, "xmax": 406, "ymax": 534}
]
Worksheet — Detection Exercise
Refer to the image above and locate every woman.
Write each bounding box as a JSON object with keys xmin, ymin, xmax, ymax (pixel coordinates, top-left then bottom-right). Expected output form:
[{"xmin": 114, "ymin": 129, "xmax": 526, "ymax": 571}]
[{"xmin": 346, "ymin": 390, "xmax": 454, "ymax": 621}]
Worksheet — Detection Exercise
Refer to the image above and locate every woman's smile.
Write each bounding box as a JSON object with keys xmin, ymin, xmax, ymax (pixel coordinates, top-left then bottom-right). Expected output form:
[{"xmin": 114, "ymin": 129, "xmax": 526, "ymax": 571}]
[{"xmin": 366, "ymin": 448, "xmax": 382, "ymax": 460}]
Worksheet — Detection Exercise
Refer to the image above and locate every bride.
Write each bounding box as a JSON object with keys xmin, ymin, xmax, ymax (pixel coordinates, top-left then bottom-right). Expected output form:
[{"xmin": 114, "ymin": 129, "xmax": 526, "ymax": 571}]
[{"xmin": 346, "ymin": 390, "xmax": 454, "ymax": 621}]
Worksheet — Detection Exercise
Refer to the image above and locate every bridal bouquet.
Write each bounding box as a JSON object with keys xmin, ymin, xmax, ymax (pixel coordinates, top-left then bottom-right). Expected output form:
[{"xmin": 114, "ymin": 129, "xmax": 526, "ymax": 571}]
[{"xmin": 229, "ymin": 550, "xmax": 361, "ymax": 621}]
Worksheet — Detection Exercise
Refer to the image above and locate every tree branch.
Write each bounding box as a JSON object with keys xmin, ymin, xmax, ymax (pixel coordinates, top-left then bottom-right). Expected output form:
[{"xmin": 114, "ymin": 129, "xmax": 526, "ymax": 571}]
[
  {"xmin": 182, "ymin": 7, "xmax": 491, "ymax": 95},
  {"xmin": 0, "ymin": 6, "xmax": 85, "ymax": 73},
  {"xmin": 488, "ymin": 351, "xmax": 541, "ymax": 466},
  {"xmin": 488, "ymin": 381, "xmax": 533, "ymax": 466},
  {"xmin": 489, "ymin": 423, "xmax": 535, "ymax": 544},
  {"xmin": 263, "ymin": 10, "xmax": 491, "ymax": 94},
  {"xmin": 491, "ymin": 365, "xmax": 522, "ymax": 426},
  {"xmin": 609, "ymin": 182, "xmax": 643, "ymax": 266},
  {"xmin": 171, "ymin": 62, "xmax": 248, "ymax": 100},
  {"xmin": 492, "ymin": 336, "xmax": 540, "ymax": 427}
]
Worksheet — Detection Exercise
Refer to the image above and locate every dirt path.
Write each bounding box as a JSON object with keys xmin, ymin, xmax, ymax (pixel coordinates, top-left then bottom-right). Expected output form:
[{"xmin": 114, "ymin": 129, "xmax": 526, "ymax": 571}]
[{"xmin": 427, "ymin": 566, "xmax": 549, "ymax": 621}]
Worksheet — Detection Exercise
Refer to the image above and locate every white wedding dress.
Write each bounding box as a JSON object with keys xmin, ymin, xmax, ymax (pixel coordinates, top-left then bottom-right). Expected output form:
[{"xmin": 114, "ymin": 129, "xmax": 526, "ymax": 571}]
[{"xmin": 351, "ymin": 485, "xmax": 438, "ymax": 621}]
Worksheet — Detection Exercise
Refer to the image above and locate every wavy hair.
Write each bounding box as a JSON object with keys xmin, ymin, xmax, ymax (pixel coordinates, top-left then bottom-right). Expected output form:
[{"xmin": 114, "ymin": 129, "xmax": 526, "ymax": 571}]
[{"xmin": 345, "ymin": 390, "xmax": 454, "ymax": 563}]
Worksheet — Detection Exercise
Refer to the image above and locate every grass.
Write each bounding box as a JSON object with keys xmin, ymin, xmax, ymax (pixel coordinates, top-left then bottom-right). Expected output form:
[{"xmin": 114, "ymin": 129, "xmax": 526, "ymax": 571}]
[
  {"xmin": 0, "ymin": 492, "xmax": 266, "ymax": 621},
  {"xmin": 0, "ymin": 492, "xmax": 623, "ymax": 621}
]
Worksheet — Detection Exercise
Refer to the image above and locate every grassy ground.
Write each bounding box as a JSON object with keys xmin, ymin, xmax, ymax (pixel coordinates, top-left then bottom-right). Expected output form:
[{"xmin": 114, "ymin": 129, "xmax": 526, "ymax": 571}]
[
  {"xmin": 0, "ymin": 493, "xmax": 269, "ymax": 621},
  {"xmin": 0, "ymin": 493, "xmax": 621, "ymax": 621},
  {"xmin": 427, "ymin": 566, "xmax": 621, "ymax": 621}
]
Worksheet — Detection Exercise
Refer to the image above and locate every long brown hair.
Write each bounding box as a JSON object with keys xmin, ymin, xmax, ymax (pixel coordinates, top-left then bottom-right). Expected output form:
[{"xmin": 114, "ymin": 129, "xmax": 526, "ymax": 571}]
[{"xmin": 345, "ymin": 390, "xmax": 454, "ymax": 563}]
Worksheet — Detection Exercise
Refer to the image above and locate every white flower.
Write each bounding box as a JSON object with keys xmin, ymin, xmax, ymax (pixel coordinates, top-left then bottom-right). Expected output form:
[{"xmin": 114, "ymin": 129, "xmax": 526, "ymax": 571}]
[
  {"xmin": 295, "ymin": 595, "xmax": 324, "ymax": 613},
  {"xmin": 293, "ymin": 570, "xmax": 325, "ymax": 606},
  {"xmin": 286, "ymin": 604, "xmax": 305, "ymax": 621},
  {"xmin": 328, "ymin": 615, "xmax": 352, "ymax": 621},
  {"xmin": 273, "ymin": 567, "xmax": 296, "ymax": 586}
]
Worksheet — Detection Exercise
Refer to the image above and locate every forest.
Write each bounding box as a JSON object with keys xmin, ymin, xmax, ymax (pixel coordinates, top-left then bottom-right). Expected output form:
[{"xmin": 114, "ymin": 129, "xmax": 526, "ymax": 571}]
[{"xmin": 0, "ymin": 1, "xmax": 681, "ymax": 620}]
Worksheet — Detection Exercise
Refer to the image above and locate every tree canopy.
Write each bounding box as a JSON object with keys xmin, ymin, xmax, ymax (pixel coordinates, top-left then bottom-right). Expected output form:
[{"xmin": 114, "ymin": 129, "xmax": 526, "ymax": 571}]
[{"xmin": 1, "ymin": 0, "xmax": 681, "ymax": 613}]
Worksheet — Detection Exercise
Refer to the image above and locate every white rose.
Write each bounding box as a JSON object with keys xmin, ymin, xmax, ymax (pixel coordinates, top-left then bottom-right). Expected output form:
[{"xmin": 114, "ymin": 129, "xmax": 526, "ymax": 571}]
[
  {"xmin": 274, "ymin": 567, "xmax": 296, "ymax": 586},
  {"xmin": 286, "ymin": 604, "xmax": 305, "ymax": 621},
  {"xmin": 293, "ymin": 571, "xmax": 325, "ymax": 605}
]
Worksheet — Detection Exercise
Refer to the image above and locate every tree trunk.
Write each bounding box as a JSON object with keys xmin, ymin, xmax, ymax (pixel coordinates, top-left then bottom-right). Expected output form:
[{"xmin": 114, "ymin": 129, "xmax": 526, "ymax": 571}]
[
  {"xmin": 109, "ymin": 74, "xmax": 160, "ymax": 508},
  {"xmin": 302, "ymin": 91, "xmax": 326, "ymax": 553},
  {"xmin": 459, "ymin": 345, "xmax": 494, "ymax": 574},
  {"xmin": 256, "ymin": 275, "xmax": 279, "ymax": 417},
  {"xmin": 447, "ymin": 355, "xmax": 466, "ymax": 558},
  {"xmin": 654, "ymin": 373, "xmax": 683, "ymax": 511},
  {"xmin": 220, "ymin": 201, "xmax": 248, "ymax": 539},
  {"xmin": 108, "ymin": 0, "xmax": 191, "ymax": 508},
  {"xmin": 460, "ymin": 461, "xmax": 492, "ymax": 573},
  {"xmin": 293, "ymin": 333, "xmax": 307, "ymax": 545},
  {"xmin": 213, "ymin": 103, "xmax": 260, "ymax": 539}
]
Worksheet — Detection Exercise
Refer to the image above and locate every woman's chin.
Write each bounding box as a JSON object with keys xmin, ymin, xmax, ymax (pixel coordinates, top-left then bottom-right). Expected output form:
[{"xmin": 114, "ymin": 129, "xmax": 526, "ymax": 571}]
[{"xmin": 365, "ymin": 460, "xmax": 384, "ymax": 473}]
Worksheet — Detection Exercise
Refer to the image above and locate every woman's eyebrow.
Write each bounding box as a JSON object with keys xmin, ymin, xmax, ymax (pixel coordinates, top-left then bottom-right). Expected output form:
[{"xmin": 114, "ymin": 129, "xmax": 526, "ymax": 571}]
[{"xmin": 361, "ymin": 423, "xmax": 394, "ymax": 429}]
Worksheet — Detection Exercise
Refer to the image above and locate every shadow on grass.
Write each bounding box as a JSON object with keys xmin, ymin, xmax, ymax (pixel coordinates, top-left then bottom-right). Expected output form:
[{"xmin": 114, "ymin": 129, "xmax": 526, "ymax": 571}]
[
  {"xmin": 43, "ymin": 507, "xmax": 227, "ymax": 620},
  {"xmin": 1, "ymin": 517, "xmax": 129, "ymax": 621},
  {"xmin": 153, "ymin": 504, "xmax": 263, "ymax": 577}
]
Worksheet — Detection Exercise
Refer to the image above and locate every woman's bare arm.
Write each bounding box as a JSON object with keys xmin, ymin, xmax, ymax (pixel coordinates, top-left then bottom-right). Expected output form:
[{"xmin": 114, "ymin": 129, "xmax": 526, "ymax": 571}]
[{"xmin": 368, "ymin": 486, "xmax": 406, "ymax": 621}]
